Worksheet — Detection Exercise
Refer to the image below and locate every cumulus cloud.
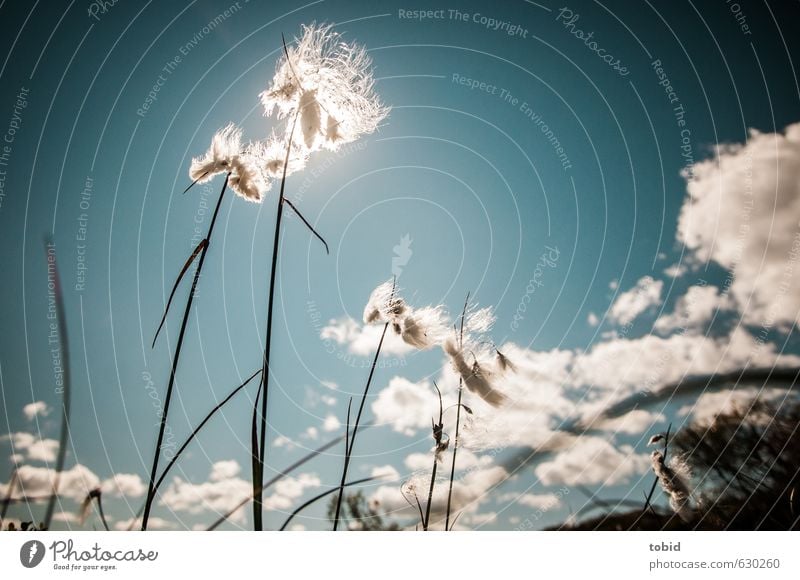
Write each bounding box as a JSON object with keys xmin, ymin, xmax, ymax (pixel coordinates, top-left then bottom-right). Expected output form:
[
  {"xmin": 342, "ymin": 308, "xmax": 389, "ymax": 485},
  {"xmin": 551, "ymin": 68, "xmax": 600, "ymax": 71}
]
[
  {"xmin": 677, "ymin": 386, "xmax": 792, "ymax": 426},
  {"xmin": 534, "ymin": 437, "xmax": 650, "ymax": 486},
  {"xmin": 1, "ymin": 432, "xmax": 59, "ymax": 463},
  {"xmin": 209, "ymin": 460, "xmax": 240, "ymax": 482},
  {"xmin": 677, "ymin": 122, "xmax": 800, "ymax": 330},
  {"xmin": 114, "ymin": 517, "xmax": 173, "ymax": 531},
  {"xmin": 0, "ymin": 464, "xmax": 100, "ymax": 501},
  {"xmin": 371, "ymin": 465, "xmax": 400, "ymax": 481},
  {"xmin": 23, "ymin": 401, "xmax": 50, "ymax": 421},
  {"xmin": 159, "ymin": 461, "xmax": 252, "ymax": 523},
  {"xmin": 654, "ymin": 284, "xmax": 731, "ymax": 334},
  {"xmin": 497, "ymin": 492, "xmax": 564, "ymax": 510},
  {"xmin": 159, "ymin": 461, "xmax": 320, "ymax": 523},
  {"xmin": 371, "ymin": 377, "xmax": 440, "ymax": 436},
  {"xmin": 320, "ymin": 317, "xmax": 414, "ymax": 356},
  {"xmin": 599, "ymin": 409, "xmax": 666, "ymax": 435},
  {"xmin": 264, "ymin": 473, "xmax": 321, "ymax": 511},
  {"xmin": 101, "ymin": 473, "xmax": 146, "ymax": 498},
  {"xmin": 608, "ymin": 276, "xmax": 663, "ymax": 325},
  {"xmin": 322, "ymin": 414, "xmax": 341, "ymax": 432}
]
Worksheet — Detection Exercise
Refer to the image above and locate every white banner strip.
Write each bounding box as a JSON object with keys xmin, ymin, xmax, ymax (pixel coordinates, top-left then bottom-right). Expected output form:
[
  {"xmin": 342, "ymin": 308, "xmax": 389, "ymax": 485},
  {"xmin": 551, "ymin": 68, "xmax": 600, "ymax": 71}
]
[{"xmin": 1, "ymin": 532, "xmax": 798, "ymax": 578}]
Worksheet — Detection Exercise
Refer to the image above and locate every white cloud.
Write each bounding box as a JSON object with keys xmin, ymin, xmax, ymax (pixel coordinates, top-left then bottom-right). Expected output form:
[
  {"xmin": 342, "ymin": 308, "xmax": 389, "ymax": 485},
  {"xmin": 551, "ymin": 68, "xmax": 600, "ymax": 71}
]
[
  {"xmin": 273, "ymin": 435, "xmax": 294, "ymax": 449},
  {"xmin": 404, "ymin": 448, "xmax": 492, "ymax": 472},
  {"xmin": 0, "ymin": 464, "xmax": 100, "ymax": 501},
  {"xmin": 1, "ymin": 432, "xmax": 60, "ymax": 462},
  {"xmin": 371, "ymin": 465, "xmax": 400, "ymax": 481},
  {"xmin": 101, "ymin": 473, "xmax": 146, "ymax": 498},
  {"xmin": 114, "ymin": 517, "xmax": 173, "ymax": 531},
  {"xmin": 159, "ymin": 461, "xmax": 251, "ymax": 523},
  {"xmin": 570, "ymin": 326, "xmax": 800, "ymax": 403},
  {"xmin": 497, "ymin": 492, "xmax": 564, "ymax": 510},
  {"xmin": 53, "ymin": 511, "xmax": 80, "ymax": 523},
  {"xmin": 654, "ymin": 284, "xmax": 731, "ymax": 334},
  {"xmin": 677, "ymin": 387, "xmax": 791, "ymax": 425},
  {"xmin": 663, "ymin": 263, "xmax": 688, "ymax": 278},
  {"xmin": 159, "ymin": 461, "xmax": 320, "ymax": 523},
  {"xmin": 677, "ymin": 122, "xmax": 800, "ymax": 330},
  {"xmin": 600, "ymin": 409, "xmax": 666, "ymax": 435},
  {"xmin": 303, "ymin": 426, "xmax": 319, "ymax": 441},
  {"xmin": 264, "ymin": 473, "xmax": 321, "ymax": 511},
  {"xmin": 320, "ymin": 317, "xmax": 413, "ymax": 356},
  {"xmin": 23, "ymin": 401, "xmax": 50, "ymax": 421},
  {"xmin": 587, "ymin": 312, "xmax": 599, "ymax": 327},
  {"xmin": 534, "ymin": 438, "xmax": 650, "ymax": 486},
  {"xmin": 608, "ymin": 276, "xmax": 663, "ymax": 325},
  {"xmin": 209, "ymin": 460, "xmax": 240, "ymax": 482},
  {"xmin": 322, "ymin": 414, "xmax": 341, "ymax": 432},
  {"xmin": 371, "ymin": 377, "xmax": 440, "ymax": 436}
]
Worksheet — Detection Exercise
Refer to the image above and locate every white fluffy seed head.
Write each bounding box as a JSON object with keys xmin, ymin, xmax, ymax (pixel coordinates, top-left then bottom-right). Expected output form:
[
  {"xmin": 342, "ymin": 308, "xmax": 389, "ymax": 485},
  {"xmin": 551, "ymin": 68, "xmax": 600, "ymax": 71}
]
[
  {"xmin": 260, "ymin": 23, "xmax": 389, "ymax": 154},
  {"xmin": 651, "ymin": 451, "xmax": 693, "ymax": 522},
  {"xmin": 399, "ymin": 306, "xmax": 448, "ymax": 350},
  {"xmin": 261, "ymin": 131, "xmax": 308, "ymax": 178},
  {"xmin": 444, "ymin": 339, "xmax": 506, "ymax": 407},
  {"xmin": 189, "ymin": 123, "xmax": 242, "ymax": 183},
  {"xmin": 363, "ymin": 280, "xmax": 398, "ymax": 324}
]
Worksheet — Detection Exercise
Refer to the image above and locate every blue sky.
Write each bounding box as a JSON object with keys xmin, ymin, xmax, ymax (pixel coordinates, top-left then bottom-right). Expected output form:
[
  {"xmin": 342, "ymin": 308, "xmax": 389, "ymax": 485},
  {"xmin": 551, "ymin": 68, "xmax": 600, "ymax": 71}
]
[{"xmin": 1, "ymin": 0, "xmax": 800, "ymax": 530}]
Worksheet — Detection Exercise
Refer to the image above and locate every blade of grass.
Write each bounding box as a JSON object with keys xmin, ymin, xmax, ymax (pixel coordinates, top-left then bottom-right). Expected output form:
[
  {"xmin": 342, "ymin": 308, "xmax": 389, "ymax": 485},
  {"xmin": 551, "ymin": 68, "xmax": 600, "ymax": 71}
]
[
  {"xmin": 0, "ymin": 469, "xmax": 18, "ymax": 520},
  {"xmin": 94, "ymin": 494, "xmax": 110, "ymax": 531},
  {"xmin": 280, "ymin": 477, "xmax": 375, "ymax": 531},
  {"xmin": 254, "ymin": 104, "xmax": 300, "ymax": 531},
  {"xmin": 152, "ymin": 369, "xmax": 261, "ymax": 496},
  {"xmin": 151, "ymin": 239, "xmax": 208, "ymax": 348},
  {"xmin": 283, "ymin": 198, "xmax": 329, "ymax": 254},
  {"xmin": 182, "ymin": 171, "xmax": 209, "ymax": 194},
  {"xmin": 424, "ymin": 381, "xmax": 445, "ymax": 530},
  {"xmin": 333, "ymin": 319, "xmax": 390, "ymax": 530},
  {"xmin": 42, "ymin": 238, "xmax": 71, "ymax": 530},
  {"xmin": 142, "ymin": 173, "xmax": 229, "ymax": 530},
  {"xmin": 445, "ymin": 291, "xmax": 470, "ymax": 531},
  {"xmin": 332, "ymin": 398, "xmax": 353, "ymax": 530}
]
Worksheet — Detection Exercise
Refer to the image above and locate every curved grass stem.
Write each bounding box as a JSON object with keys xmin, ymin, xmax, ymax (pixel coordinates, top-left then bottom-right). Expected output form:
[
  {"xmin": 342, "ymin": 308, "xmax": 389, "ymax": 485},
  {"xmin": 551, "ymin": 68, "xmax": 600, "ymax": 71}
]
[{"xmin": 141, "ymin": 173, "xmax": 229, "ymax": 530}]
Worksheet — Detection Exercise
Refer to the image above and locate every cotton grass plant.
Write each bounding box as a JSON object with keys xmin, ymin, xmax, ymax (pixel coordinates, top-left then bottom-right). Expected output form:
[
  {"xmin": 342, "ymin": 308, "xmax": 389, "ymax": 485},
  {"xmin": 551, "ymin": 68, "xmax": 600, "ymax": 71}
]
[
  {"xmin": 252, "ymin": 24, "xmax": 388, "ymax": 530},
  {"xmin": 142, "ymin": 24, "xmax": 387, "ymax": 531},
  {"xmin": 332, "ymin": 279, "xmax": 448, "ymax": 530}
]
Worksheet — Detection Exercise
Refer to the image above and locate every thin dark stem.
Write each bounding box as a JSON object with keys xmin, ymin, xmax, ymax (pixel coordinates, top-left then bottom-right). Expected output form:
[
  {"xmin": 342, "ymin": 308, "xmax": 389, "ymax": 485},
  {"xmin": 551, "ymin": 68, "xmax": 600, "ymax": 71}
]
[
  {"xmin": 95, "ymin": 495, "xmax": 110, "ymax": 532},
  {"xmin": 142, "ymin": 173, "xmax": 229, "ymax": 530},
  {"xmin": 424, "ymin": 461, "xmax": 438, "ymax": 530},
  {"xmin": 152, "ymin": 369, "xmax": 261, "ymax": 495},
  {"xmin": 283, "ymin": 198, "xmax": 329, "ymax": 254},
  {"xmin": 43, "ymin": 238, "xmax": 71, "ymax": 530},
  {"xmin": 152, "ymin": 238, "xmax": 208, "ymax": 348},
  {"xmin": 280, "ymin": 477, "xmax": 375, "ymax": 531},
  {"xmin": 445, "ymin": 291, "xmax": 470, "ymax": 531},
  {"xmin": 331, "ymin": 399, "xmax": 353, "ymax": 530},
  {"xmin": 0, "ymin": 469, "xmax": 18, "ymax": 520},
  {"xmin": 424, "ymin": 382, "xmax": 445, "ymax": 530},
  {"xmin": 254, "ymin": 111, "xmax": 299, "ymax": 531},
  {"xmin": 333, "ymin": 321, "xmax": 390, "ymax": 530}
]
